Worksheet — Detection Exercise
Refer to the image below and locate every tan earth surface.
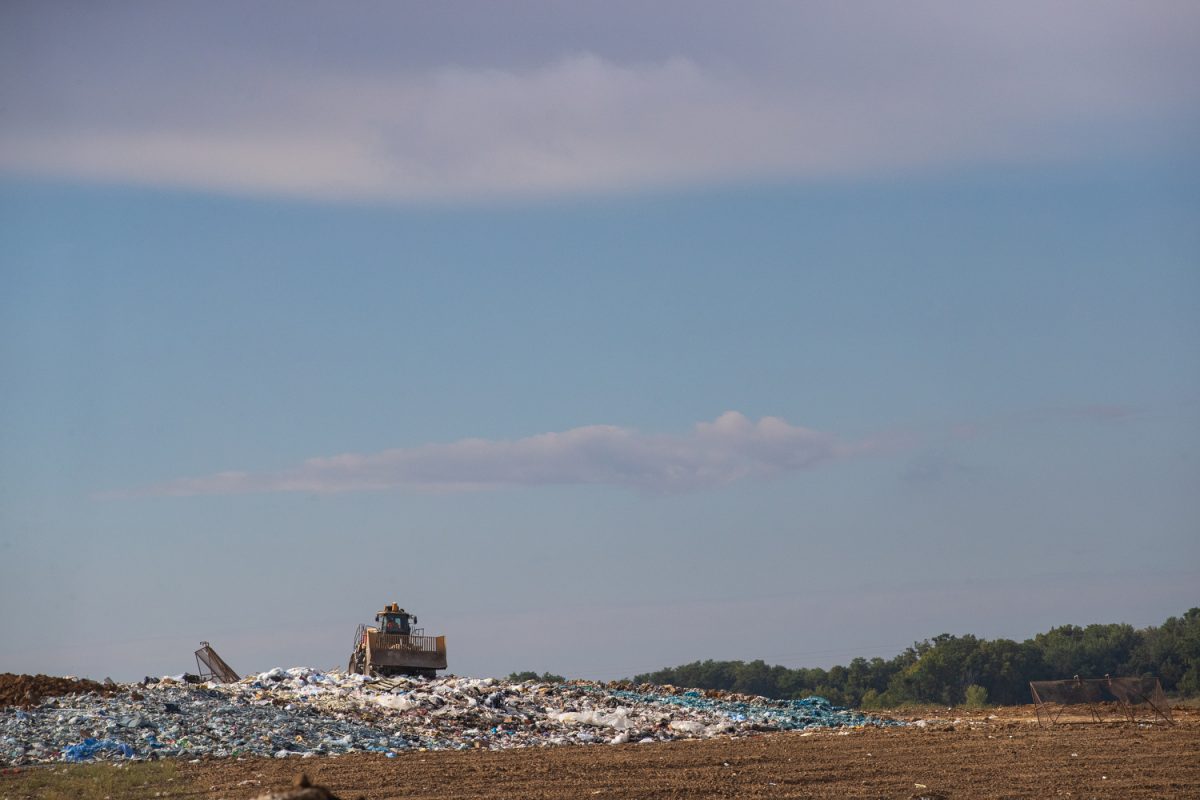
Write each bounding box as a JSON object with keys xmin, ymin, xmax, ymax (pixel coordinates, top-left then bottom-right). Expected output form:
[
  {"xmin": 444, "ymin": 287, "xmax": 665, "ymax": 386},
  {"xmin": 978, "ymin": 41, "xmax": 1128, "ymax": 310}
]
[
  {"xmin": 4, "ymin": 706, "xmax": 1196, "ymax": 799},
  {"xmin": 188, "ymin": 707, "xmax": 1200, "ymax": 800}
]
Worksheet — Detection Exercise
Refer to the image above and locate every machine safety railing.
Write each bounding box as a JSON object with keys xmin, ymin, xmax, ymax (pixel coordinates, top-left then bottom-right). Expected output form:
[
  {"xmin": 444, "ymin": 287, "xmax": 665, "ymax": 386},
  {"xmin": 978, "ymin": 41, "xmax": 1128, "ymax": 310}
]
[
  {"xmin": 367, "ymin": 632, "xmax": 446, "ymax": 653},
  {"xmin": 352, "ymin": 624, "xmax": 367, "ymax": 652}
]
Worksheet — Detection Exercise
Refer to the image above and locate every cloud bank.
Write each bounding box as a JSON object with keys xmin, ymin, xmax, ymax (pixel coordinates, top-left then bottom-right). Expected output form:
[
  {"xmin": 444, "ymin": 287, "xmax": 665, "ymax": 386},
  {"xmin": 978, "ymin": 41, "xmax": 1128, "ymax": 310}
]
[
  {"xmin": 2, "ymin": 2, "xmax": 1196, "ymax": 201},
  {"xmin": 119, "ymin": 412, "xmax": 875, "ymax": 497}
]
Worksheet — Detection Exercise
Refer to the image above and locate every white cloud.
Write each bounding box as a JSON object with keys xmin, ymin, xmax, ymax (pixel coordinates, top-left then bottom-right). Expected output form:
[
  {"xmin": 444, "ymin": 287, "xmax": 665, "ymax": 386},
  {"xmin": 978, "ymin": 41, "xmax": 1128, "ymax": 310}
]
[
  {"xmin": 116, "ymin": 411, "xmax": 877, "ymax": 497},
  {"xmin": 2, "ymin": 2, "xmax": 1196, "ymax": 201}
]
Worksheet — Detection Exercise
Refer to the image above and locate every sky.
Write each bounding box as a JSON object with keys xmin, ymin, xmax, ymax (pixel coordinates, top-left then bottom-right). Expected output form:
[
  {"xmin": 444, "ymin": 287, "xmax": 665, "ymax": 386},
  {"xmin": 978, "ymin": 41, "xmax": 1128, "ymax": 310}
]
[{"xmin": 1, "ymin": 1, "xmax": 1198, "ymax": 682}]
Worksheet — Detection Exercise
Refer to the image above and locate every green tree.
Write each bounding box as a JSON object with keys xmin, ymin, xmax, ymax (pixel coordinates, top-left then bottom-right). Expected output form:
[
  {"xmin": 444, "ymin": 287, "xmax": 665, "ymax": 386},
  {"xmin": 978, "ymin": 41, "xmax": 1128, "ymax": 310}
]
[
  {"xmin": 506, "ymin": 671, "xmax": 565, "ymax": 683},
  {"xmin": 731, "ymin": 660, "xmax": 778, "ymax": 697},
  {"xmin": 964, "ymin": 684, "xmax": 988, "ymax": 708},
  {"xmin": 1035, "ymin": 623, "xmax": 1142, "ymax": 678},
  {"xmin": 965, "ymin": 638, "xmax": 1043, "ymax": 705},
  {"xmin": 888, "ymin": 634, "xmax": 982, "ymax": 705},
  {"xmin": 1129, "ymin": 608, "xmax": 1200, "ymax": 693},
  {"xmin": 628, "ymin": 609, "xmax": 1200, "ymax": 705}
]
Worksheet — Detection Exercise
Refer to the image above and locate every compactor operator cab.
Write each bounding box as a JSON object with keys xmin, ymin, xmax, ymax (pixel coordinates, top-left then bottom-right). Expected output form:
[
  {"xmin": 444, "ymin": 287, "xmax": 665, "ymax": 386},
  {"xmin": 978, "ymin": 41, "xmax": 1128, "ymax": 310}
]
[{"xmin": 376, "ymin": 603, "xmax": 415, "ymax": 636}]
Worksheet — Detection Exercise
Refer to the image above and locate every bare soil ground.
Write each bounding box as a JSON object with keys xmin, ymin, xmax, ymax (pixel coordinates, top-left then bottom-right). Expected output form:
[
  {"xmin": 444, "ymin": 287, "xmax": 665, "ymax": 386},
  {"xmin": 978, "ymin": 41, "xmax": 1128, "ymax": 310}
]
[
  {"xmin": 185, "ymin": 709, "xmax": 1200, "ymax": 800},
  {"xmin": 4, "ymin": 707, "xmax": 1197, "ymax": 799}
]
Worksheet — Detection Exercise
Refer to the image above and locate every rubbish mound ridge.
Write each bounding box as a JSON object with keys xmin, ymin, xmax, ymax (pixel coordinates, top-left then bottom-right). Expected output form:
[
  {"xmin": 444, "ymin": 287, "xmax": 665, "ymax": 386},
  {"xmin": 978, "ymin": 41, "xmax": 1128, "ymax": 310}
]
[
  {"xmin": 0, "ymin": 673, "xmax": 117, "ymax": 709},
  {"xmin": 0, "ymin": 668, "xmax": 897, "ymax": 765}
]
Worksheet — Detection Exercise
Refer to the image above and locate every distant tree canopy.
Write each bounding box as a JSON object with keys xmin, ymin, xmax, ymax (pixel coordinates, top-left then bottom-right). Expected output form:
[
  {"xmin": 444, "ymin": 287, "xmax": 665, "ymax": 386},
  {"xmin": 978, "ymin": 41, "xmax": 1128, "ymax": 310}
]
[
  {"xmin": 507, "ymin": 671, "xmax": 566, "ymax": 683},
  {"xmin": 630, "ymin": 608, "xmax": 1200, "ymax": 707}
]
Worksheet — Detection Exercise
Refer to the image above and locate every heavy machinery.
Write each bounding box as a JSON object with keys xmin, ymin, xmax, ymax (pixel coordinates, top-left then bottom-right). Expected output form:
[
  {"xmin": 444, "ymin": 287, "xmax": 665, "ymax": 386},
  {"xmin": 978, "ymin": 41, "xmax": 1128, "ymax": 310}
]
[{"xmin": 347, "ymin": 603, "xmax": 447, "ymax": 678}]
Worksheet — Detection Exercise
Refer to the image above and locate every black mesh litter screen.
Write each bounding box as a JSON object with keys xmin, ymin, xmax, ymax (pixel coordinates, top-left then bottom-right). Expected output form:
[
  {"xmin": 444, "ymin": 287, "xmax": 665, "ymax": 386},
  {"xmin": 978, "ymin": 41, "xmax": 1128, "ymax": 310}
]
[{"xmin": 1029, "ymin": 676, "xmax": 1173, "ymax": 726}]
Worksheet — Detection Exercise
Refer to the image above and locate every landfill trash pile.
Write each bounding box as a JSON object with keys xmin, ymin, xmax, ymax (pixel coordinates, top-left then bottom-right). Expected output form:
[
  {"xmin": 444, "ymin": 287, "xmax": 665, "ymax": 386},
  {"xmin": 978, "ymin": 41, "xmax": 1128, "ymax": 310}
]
[{"xmin": 0, "ymin": 668, "xmax": 896, "ymax": 765}]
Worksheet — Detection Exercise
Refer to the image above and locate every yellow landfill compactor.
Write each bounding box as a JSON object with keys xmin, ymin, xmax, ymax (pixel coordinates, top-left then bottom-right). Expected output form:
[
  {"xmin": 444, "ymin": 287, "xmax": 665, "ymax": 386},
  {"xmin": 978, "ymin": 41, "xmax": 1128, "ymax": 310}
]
[{"xmin": 347, "ymin": 603, "xmax": 447, "ymax": 678}]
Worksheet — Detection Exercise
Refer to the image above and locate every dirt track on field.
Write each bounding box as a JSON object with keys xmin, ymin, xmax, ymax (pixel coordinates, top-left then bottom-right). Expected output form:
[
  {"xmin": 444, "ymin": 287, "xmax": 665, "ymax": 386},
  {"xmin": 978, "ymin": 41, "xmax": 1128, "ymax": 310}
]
[{"xmin": 178, "ymin": 708, "xmax": 1199, "ymax": 800}]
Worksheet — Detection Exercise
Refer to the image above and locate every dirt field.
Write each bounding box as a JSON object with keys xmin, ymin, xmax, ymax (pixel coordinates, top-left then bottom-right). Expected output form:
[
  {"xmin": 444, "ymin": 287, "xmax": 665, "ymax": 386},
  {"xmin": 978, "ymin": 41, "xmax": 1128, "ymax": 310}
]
[{"xmin": 4, "ymin": 707, "xmax": 1198, "ymax": 799}]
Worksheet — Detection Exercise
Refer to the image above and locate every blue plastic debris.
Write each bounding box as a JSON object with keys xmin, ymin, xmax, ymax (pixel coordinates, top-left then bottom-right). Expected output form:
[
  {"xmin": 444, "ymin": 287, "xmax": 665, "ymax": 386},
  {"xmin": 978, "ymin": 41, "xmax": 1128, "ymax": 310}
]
[
  {"xmin": 62, "ymin": 738, "xmax": 135, "ymax": 762},
  {"xmin": 598, "ymin": 687, "xmax": 898, "ymax": 730}
]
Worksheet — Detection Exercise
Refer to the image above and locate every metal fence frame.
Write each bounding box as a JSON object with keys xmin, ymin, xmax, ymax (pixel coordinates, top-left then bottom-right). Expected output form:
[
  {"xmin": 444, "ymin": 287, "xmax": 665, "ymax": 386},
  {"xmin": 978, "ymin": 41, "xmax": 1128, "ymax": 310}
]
[{"xmin": 1029, "ymin": 676, "xmax": 1173, "ymax": 727}]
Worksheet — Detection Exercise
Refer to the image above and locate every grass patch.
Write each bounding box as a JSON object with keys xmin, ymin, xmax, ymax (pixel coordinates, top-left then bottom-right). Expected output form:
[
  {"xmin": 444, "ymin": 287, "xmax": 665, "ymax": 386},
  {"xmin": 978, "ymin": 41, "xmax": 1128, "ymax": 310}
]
[{"xmin": 0, "ymin": 760, "xmax": 180, "ymax": 800}]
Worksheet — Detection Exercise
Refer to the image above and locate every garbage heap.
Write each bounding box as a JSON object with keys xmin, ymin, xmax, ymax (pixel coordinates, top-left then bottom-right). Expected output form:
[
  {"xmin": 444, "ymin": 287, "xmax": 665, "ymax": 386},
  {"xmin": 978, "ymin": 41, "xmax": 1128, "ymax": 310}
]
[{"xmin": 0, "ymin": 668, "xmax": 895, "ymax": 765}]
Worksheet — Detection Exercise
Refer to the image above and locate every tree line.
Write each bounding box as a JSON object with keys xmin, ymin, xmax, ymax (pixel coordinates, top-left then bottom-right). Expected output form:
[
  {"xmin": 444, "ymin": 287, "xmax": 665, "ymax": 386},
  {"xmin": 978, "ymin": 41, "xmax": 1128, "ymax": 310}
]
[
  {"xmin": 507, "ymin": 670, "xmax": 566, "ymax": 683},
  {"xmin": 629, "ymin": 608, "xmax": 1200, "ymax": 707}
]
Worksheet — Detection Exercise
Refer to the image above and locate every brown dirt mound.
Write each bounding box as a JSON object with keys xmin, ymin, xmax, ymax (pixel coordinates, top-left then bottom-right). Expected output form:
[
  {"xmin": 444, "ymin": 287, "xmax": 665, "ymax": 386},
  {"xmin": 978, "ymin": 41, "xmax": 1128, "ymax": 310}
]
[
  {"xmin": 0, "ymin": 673, "xmax": 116, "ymax": 708},
  {"xmin": 252, "ymin": 773, "xmax": 350, "ymax": 800}
]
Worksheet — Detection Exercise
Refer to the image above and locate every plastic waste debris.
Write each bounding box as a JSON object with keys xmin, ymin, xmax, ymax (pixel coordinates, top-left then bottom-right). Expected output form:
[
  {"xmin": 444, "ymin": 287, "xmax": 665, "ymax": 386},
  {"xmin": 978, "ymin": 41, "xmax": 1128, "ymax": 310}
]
[
  {"xmin": 0, "ymin": 668, "xmax": 899, "ymax": 765},
  {"xmin": 549, "ymin": 708, "xmax": 633, "ymax": 730},
  {"xmin": 372, "ymin": 694, "xmax": 417, "ymax": 712},
  {"xmin": 62, "ymin": 738, "xmax": 135, "ymax": 762}
]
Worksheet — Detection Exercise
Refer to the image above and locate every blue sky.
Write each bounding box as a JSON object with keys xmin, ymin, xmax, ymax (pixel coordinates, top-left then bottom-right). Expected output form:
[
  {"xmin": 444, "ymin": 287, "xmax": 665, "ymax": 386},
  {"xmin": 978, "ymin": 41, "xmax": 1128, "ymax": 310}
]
[{"xmin": 1, "ymin": 2, "xmax": 1197, "ymax": 681}]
